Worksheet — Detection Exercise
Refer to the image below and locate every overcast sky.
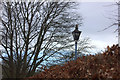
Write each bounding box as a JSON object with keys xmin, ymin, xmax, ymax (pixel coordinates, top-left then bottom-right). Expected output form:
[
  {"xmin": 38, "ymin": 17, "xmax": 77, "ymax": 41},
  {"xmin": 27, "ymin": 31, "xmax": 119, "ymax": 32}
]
[
  {"xmin": 76, "ymin": 2, "xmax": 118, "ymax": 53},
  {"xmin": 0, "ymin": 1, "xmax": 118, "ymax": 54}
]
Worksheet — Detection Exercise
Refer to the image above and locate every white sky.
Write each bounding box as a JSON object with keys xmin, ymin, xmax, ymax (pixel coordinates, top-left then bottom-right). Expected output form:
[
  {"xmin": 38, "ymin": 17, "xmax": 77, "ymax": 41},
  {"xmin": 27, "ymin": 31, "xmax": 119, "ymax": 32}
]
[
  {"xmin": 0, "ymin": 2, "xmax": 118, "ymax": 54},
  {"xmin": 76, "ymin": 2, "xmax": 118, "ymax": 53}
]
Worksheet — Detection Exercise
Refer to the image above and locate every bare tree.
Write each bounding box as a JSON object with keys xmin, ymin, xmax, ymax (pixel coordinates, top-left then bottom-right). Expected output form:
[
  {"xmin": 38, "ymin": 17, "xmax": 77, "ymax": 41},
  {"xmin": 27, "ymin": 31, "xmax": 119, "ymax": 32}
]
[
  {"xmin": 0, "ymin": 1, "xmax": 92, "ymax": 78},
  {"xmin": 98, "ymin": 2, "xmax": 119, "ymax": 51},
  {"xmin": 45, "ymin": 37, "xmax": 94, "ymax": 66},
  {"xmin": 106, "ymin": 2, "xmax": 120, "ymax": 53}
]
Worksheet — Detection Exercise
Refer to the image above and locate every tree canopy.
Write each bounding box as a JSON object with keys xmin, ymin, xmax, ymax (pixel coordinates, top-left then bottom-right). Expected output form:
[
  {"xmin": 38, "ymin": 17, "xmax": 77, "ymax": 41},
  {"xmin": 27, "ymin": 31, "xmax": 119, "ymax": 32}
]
[{"xmin": 0, "ymin": 1, "xmax": 93, "ymax": 78}]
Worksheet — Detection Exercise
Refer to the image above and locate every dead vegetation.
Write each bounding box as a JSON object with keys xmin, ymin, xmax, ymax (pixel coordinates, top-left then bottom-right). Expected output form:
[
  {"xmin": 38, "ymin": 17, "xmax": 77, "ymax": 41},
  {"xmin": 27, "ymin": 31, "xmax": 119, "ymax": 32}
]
[{"xmin": 26, "ymin": 44, "xmax": 120, "ymax": 79}]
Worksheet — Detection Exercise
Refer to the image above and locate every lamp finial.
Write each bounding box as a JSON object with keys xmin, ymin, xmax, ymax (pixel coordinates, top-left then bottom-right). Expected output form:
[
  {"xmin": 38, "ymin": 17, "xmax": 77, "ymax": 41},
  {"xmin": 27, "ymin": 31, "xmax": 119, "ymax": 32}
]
[{"xmin": 76, "ymin": 24, "xmax": 78, "ymax": 30}]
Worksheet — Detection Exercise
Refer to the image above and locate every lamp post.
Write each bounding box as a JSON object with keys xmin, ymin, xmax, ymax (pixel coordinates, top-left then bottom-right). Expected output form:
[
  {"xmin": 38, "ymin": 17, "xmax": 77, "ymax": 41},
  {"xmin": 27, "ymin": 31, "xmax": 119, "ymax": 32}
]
[{"xmin": 72, "ymin": 24, "xmax": 81, "ymax": 60}]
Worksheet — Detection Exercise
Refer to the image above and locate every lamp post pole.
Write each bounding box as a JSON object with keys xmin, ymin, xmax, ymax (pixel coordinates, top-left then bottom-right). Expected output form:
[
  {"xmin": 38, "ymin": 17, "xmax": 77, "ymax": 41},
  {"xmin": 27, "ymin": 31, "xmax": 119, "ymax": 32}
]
[
  {"xmin": 75, "ymin": 41, "xmax": 77, "ymax": 60},
  {"xmin": 72, "ymin": 24, "xmax": 81, "ymax": 60}
]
